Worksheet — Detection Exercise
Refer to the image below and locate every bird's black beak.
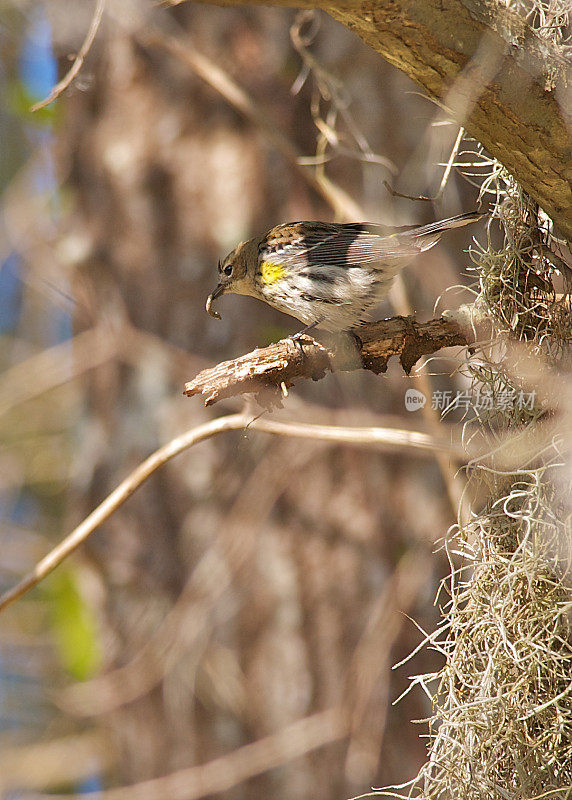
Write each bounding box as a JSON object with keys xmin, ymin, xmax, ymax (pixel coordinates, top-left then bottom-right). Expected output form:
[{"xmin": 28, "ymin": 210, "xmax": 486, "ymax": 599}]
[{"xmin": 205, "ymin": 284, "xmax": 226, "ymax": 319}]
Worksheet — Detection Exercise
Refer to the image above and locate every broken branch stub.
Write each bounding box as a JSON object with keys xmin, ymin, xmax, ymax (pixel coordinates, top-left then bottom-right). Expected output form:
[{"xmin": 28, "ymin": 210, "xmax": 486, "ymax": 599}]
[{"xmin": 184, "ymin": 315, "xmax": 471, "ymax": 406}]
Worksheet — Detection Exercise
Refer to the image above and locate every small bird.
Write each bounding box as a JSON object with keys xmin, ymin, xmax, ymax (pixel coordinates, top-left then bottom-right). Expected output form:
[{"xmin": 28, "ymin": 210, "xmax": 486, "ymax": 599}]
[{"xmin": 206, "ymin": 212, "xmax": 482, "ymax": 333}]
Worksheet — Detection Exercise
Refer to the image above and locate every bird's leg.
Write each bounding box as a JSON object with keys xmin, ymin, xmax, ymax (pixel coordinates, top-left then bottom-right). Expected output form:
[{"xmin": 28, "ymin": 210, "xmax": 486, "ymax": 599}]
[
  {"xmin": 291, "ymin": 321, "xmax": 320, "ymax": 340},
  {"xmin": 289, "ymin": 321, "xmax": 320, "ymax": 356}
]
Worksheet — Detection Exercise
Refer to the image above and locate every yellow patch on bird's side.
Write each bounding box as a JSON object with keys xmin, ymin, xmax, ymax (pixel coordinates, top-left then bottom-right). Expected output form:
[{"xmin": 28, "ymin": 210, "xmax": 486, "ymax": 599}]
[{"xmin": 260, "ymin": 260, "xmax": 286, "ymax": 286}]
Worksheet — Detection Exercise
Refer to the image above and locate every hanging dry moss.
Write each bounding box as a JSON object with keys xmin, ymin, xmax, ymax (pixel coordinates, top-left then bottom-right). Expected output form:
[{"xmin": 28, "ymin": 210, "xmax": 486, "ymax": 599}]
[
  {"xmin": 377, "ymin": 59, "xmax": 572, "ymax": 800},
  {"xmin": 412, "ymin": 471, "xmax": 572, "ymax": 798}
]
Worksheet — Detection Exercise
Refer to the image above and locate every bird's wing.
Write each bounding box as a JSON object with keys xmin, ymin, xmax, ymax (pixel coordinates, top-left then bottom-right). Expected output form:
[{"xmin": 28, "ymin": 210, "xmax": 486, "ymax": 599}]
[
  {"xmin": 259, "ymin": 212, "xmax": 481, "ymax": 273},
  {"xmin": 259, "ymin": 223, "xmax": 422, "ymax": 272}
]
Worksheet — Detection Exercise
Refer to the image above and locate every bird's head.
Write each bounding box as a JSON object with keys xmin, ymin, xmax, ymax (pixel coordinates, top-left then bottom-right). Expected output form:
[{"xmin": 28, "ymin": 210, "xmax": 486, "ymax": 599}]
[{"xmin": 205, "ymin": 238, "xmax": 259, "ymax": 319}]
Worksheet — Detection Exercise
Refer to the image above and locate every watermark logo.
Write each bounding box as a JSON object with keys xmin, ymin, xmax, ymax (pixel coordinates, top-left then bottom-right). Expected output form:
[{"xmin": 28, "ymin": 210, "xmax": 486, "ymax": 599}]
[
  {"xmin": 431, "ymin": 389, "xmax": 536, "ymax": 412},
  {"xmin": 404, "ymin": 388, "xmax": 537, "ymax": 412},
  {"xmin": 405, "ymin": 388, "xmax": 427, "ymax": 411}
]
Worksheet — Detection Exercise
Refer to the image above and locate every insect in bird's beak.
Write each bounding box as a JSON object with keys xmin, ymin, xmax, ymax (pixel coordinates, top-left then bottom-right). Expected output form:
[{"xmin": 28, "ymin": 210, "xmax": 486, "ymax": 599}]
[{"xmin": 205, "ymin": 283, "xmax": 226, "ymax": 319}]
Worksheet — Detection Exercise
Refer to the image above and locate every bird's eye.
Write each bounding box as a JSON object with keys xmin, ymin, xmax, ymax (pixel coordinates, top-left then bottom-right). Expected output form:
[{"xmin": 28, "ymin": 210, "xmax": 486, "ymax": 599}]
[{"xmin": 223, "ymin": 264, "xmax": 233, "ymax": 276}]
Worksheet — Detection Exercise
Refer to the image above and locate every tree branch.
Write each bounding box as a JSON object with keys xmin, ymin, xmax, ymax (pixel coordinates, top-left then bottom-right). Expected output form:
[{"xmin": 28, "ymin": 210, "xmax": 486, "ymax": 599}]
[
  {"xmin": 184, "ymin": 315, "xmax": 470, "ymax": 405},
  {"xmin": 0, "ymin": 411, "xmax": 451, "ymax": 615}
]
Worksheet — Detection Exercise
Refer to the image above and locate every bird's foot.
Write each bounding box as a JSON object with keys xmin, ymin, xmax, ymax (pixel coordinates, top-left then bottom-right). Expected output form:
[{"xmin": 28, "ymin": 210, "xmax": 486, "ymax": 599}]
[{"xmin": 289, "ymin": 321, "xmax": 320, "ymax": 356}]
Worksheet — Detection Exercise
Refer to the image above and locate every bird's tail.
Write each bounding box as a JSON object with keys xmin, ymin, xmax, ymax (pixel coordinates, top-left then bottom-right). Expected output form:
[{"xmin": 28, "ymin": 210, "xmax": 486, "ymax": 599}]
[
  {"xmin": 413, "ymin": 211, "xmax": 483, "ymax": 238},
  {"xmin": 407, "ymin": 211, "xmax": 483, "ymax": 252}
]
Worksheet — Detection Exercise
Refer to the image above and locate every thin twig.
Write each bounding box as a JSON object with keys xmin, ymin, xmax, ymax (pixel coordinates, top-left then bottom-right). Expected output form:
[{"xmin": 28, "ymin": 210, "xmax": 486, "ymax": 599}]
[
  {"xmin": 0, "ymin": 413, "xmax": 249, "ymax": 614},
  {"xmin": 31, "ymin": 0, "xmax": 106, "ymax": 112},
  {"xmin": 0, "ymin": 412, "xmax": 456, "ymax": 614},
  {"xmin": 435, "ymin": 126, "xmax": 465, "ymax": 201},
  {"xmin": 385, "ymin": 124, "xmax": 465, "ymax": 202},
  {"xmin": 290, "ymin": 11, "xmax": 397, "ymax": 175},
  {"xmin": 251, "ymin": 417, "xmax": 459, "ymax": 455}
]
